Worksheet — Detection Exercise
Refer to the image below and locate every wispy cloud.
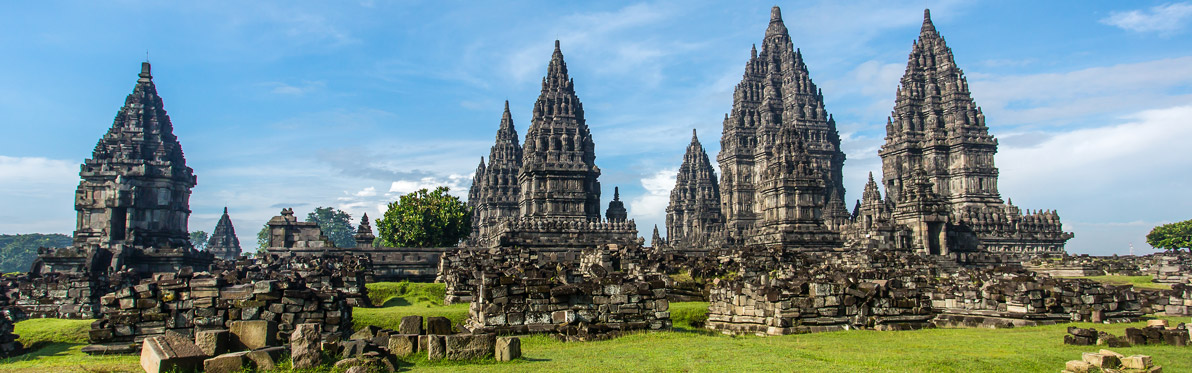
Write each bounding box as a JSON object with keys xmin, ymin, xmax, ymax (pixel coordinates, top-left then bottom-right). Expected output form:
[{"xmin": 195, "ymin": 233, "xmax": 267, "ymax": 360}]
[
  {"xmin": 262, "ymin": 80, "xmax": 326, "ymax": 96},
  {"xmin": 1101, "ymin": 2, "xmax": 1192, "ymax": 35},
  {"xmin": 628, "ymin": 168, "xmax": 676, "ymax": 223},
  {"xmin": 969, "ymin": 56, "xmax": 1192, "ymax": 129}
]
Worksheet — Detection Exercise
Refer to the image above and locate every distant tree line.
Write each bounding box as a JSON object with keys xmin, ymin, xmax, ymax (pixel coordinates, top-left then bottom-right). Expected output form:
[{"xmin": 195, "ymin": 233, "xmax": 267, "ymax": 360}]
[{"xmin": 0, "ymin": 233, "xmax": 71, "ymax": 273}]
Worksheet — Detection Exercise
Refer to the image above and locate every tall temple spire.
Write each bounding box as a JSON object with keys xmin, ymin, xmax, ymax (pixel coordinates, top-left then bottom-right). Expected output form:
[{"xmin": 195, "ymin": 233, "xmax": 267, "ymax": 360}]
[
  {"xmin": 73, "ymin": 61, "xmax": 197, "ymax": 253},
  {"xmin": 207, "ymin": 207, "xmax": 241, "ymax": 260},
  {"xmin": 468, "ymin": 102, "xmax": 524, "ymax": 247},
  {"xmin": 921, "ymin": 9, "xmax": 937, "ymax": 36},
  {"xmin": 520, "ymin": 40, "xmax": 601, "ymax": 220},
  {"xmin": 717, "ymin": 6, "xmax": 847, "ymax": 244},
  {"xmin": 667, "ymin": 128, "xmax": 723, "ymax": 249},
  {"xmin": 879, "ymin": 7, "xmax": 998, "ymax": 207}
]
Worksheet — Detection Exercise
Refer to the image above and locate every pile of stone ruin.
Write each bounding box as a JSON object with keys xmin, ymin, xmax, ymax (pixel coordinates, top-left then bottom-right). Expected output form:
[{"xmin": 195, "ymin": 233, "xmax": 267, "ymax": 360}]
[
  {"xmin": 440, "ymin": 245, "xmax": 672, "ymax": 341},
  {"xmin": 1063, "ymin": 348, "xmax": 1164, "ymax": 373},
  {"xmin": 139, "ymin": 316, "xmax": 524, "ymax": 373},
  {"xmin": 693, "ymin": 248, "xmax": 1165, "ymax": 335}
]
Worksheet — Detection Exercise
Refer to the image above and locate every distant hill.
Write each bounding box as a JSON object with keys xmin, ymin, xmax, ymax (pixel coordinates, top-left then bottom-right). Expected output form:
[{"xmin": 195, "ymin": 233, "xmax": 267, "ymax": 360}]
[{"xmin": 0, "ymin": 233, "xmax": 71, "ymax": 273}]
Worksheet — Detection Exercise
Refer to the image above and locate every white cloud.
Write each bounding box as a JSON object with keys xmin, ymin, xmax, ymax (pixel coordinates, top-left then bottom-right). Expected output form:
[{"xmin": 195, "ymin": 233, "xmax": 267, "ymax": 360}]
[
  {"xmin": 969, "ymin": 56, "xmax": 1192, "ymax": 127},
  {"xmin": 0, "ymin": 156, "xmax": 78, "ymax": 234},
  {"xmin": 387, "ymin": 175, "xmax": 469, "ymax": 197},
  {"xmin": 997, "ymin": 104, "xmax": 1192, "ymax": 254},
  {"xmin": 628, "ymin": 168, "xmax": 676, "ymax": 221},
  {"xmin": 1101, "ymin": 2, "xmax": 1192, "ymax": 35},
  {"xmin": 352, "ymin": 187, "xmax": 377, "ymax": 197},
  {"xmin": 264, "ymin": 80, "xmax": 325, "ymax": 95}
]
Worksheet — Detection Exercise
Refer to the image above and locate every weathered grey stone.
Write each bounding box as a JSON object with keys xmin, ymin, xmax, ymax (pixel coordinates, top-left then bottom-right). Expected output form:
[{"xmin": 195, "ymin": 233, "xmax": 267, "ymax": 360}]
[
  {"xmin": 495, "ymin": 336, "xmax": 521, "ymax": 362},
  {"xmin": 1122, "ymin": 355, "xmax": 1152, "ymax": 370},
  {"xmin": 1065, "ymin": 360, "xmax": 1092, "ymax": 373},
  {"xmin": 446, "ymin": 334, "xmax": 495, "ymax": 360},
  {"xmin": 398, "ymin": 316, "xmax": 423, "ymax": 335},
  {"xmin": 1082, "ymin": 352, "xmax": 1120, "ymax": 369},
  {"xmin": 229, "ymin": 320, "xmax": 277, "ymax": 350},
  {"xmin": 203, "ymin": 351, "xmax": 251, "ymax": 373},
  {"xmin": 388, "ymin": 334, "xmax": 418, "ymax": 356},
  {"xmin": 290, "ymin": 323, "xmax": 321, "ymax": 369},
  {"xmin": 194, "ymin": 329, "xmax": 229, "ymax": 357},
  {"xmin": 247, "ymin": 346, "xmax": 285, "ymax": 371},
  {"xmin": 426, "ymin": 316, "xmax": 452, "ymax": 335},
  {"xmin": 426, "ymin": 335, "xmax": 446, "ymax": 361},
  {"xmin": 140, "ymin": 334, "xmax": 206, "ymax": 373}
]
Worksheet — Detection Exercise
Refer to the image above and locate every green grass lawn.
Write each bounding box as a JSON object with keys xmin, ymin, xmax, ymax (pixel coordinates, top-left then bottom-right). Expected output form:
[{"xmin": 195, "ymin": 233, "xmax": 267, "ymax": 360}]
[
  {"xmin": 3, "ymin": 283, "xmax": 1189, "ymax": 372},
  {"xmin": 1062, "ymin": 275, "xmax": 1173, "ymax": 291}
]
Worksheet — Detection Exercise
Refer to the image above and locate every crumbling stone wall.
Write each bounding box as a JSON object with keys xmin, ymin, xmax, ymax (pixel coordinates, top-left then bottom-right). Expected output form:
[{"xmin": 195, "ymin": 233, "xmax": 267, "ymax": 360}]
[
  {"xmin": 3, "ymin": 270, "xmax": 139, "ymax": 319},
  {"xmin": 441, "ymin": 246, "xmax": 671, "ymax": 340},
  {"xmin": 705, "ymin": 249, "xmax": 939, "ymax": 335},
  {"xmin": 1135, "ymin": 284, "xmax": 1191, "ymax": 316},
  {"xmin": 705, "ymin": 249, "xmax": 1143, "ymax": 335},
  {"xmin": 89, "ymin": 265, "xmax": 357, "ymax": 346},
  {"xmin": 0, "ymin": 282, "xmax": 23, "ymax": 357},
  {"xmin": 929, "ymin": 271, "xmax": 1143, "ymax": 327}
]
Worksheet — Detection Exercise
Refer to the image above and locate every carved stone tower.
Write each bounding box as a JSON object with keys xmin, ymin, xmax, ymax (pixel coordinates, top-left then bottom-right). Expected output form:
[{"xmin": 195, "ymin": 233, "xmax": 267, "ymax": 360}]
[
  {"xmin": 879, "ymin": 9, "xmax": 1000, "ymax": 208},
  {"xmin": 718, "ymin": 6, "xmax": 847, "ymax": 243},
  {"xmin": 467, "ymin": 101, "xmax": 524, "ymax": 247},
  {"xmin": 666, "ymin": 129, "xmax": 724, "ymax": 249},
  {"xmin": 206, "ymin": 207, "xmax": 241, "ymax": 260},
  {"xmin": 518, "ymin": 41, "xmax": 602, "ymax": 221}
]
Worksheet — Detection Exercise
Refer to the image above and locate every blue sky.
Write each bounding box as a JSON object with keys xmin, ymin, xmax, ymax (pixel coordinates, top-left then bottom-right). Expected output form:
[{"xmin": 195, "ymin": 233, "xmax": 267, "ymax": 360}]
[{"xmin": 1, "ymin": 0, "xmax": 1190, "ymax": 255}]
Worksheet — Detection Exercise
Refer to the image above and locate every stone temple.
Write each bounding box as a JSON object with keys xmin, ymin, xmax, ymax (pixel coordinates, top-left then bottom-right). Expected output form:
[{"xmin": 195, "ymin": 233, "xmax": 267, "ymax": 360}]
[
  {"xmin": 466, "ymin": 41, "xmax": 640, "ymax": 258},
  {"xmin": 661, "ymin": 7, "xmax": 1072, "ymax": 259},
  {"xmin": 34, "ymin": 62, "xmax": 213, "ymax": 275},
  {"xmin": 206, "ymin": 207, "xmax": 242, "ymax": 261}
]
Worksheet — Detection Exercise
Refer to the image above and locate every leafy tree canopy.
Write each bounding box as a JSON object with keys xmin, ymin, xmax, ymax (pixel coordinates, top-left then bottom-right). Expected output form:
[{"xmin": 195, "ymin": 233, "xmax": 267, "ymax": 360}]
[
  {"xmin": 257, "ymin": 223, "xmax": 270, "ymax": 250},
  {"xmin": 307, "ymin": 207, "xmax": 356, "ymax": 248},
  {"xmin": 189, "ymin": 231, "xmax": 209, "ymax": 251},
  {"xmin": 0, "ymin": 233, "xmax": 71, "ymax": 273},
  {"xmin": 376, "ymin": 187, "xmax": 470, "ymax": 248},
  {"xmin": 1146, "ymin": 219, "xmax": 1192, "ymax": 252}
]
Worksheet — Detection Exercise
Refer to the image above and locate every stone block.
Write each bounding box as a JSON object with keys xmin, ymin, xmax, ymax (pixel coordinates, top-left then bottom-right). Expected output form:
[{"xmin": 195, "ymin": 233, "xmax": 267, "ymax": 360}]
[
  {"xmin": 399, "ymin": 316, "xmax": 424, "ymax": 335},
  {"xmin": 140, "ymin": 334, "xmax": 206, "ymax": 373},
  {"xmin": 1122, "ymin": 355, "xmax": 1153, "ymax": 370},
  {"xmin": 229, "ymin": 320, "xmax": 278, "ymax": 350},
  {"xmin": 351, "ymin": 325, "xmax": 381, "ymax": 340},
  {"xmin": 1065, "ymin": 360, "xmax": 1092, "ymax": 373},
  {"xmin": 427, "ymin": 335, "xmax": 446, "ymax": 361},
  {"xmin": 388, "ymin": 334, "xmax": 418, "ymax": 356},
  {"xmin": 203, "ymin": 351, "xmax": 251, "ymax": 373},
  {"xmin": 194, "ymin": 329, "xmax": 229, "ymax": 357},
  {"xmin": 446, "ymin": 334, "xmax": 495, "ymax": 360},
  {"xmin": 247, "ymin": 346, "xmax": 285, "ymax": 371},
  {"xmin": 1162, "ymin": 329, "xmax": 1189, "ymax": 346},
  {"xmin": 426, "ymin": 316, "xmax": 452, "ymax": 335},
  {"xmin": 290, "ymin": 323, "xmax": 322, "ymax": 369},
  {"xmin": 496, "ymin": 336, "xmax": 521, "ymax": 362},
  {"xmin": 1082, "ymin": 352, "xmax": 1120, "ymax": 369},
  {"xmin": 1146, "ymin": 319, "xmax": 1169, "ymax": 328}
]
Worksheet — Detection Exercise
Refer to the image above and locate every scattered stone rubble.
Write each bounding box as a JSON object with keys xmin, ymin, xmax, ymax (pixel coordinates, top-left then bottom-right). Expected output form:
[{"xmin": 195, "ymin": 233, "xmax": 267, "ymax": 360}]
[
  {"xmin": 1064, "ymin": 349, "xmax": 1162, "ymax": 373},
  {"xmin": 0, "ymin": 282, "xmax": 22, "ymax": 357}
]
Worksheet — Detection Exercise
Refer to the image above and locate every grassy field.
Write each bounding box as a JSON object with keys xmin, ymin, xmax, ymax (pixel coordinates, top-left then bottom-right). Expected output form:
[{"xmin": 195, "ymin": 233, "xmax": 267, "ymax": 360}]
[
  {"xmin": 1, "ymin": 282, "xmax": 1189, "ymax": 372},
  {"xmin": 1063, "ymin": 275, "xmax": 1174, "ymax": 291}
]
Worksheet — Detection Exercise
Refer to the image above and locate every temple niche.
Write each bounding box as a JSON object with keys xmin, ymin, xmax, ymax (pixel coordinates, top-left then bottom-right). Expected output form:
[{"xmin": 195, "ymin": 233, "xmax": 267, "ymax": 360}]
[{"xmin": 35, "ymin": 62, "xmax": 213, "ymax": 276}]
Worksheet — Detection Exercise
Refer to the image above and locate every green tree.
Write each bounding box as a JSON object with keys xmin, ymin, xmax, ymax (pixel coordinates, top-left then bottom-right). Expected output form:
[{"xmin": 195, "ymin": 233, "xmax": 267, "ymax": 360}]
[
  {"xmin": 376, "ymin": 186, "xmax": 470, "ymax": 247},
  {"xmin": 257, "ymin": 223, "xmax": 270, "ymax": 250},
  {"xmin": 307, "ymin": 207, "xmax": 356, "ymax": 248},
  {"xmin": 0, "ymin": 233, "xmax": 72, "ymax": 273},
  {"xmin": 189, "ymin": 231, "xmax": 209, "ymax": 251},
  {"xmin": 1146, "ymin": 219, "xmax": 1192, "ymax": 252}
]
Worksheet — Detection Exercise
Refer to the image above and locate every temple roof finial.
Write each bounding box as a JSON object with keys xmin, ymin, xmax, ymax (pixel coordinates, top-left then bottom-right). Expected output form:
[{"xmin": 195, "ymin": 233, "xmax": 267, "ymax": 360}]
[
  {"xmin": 614, "ymin": 186, "xmax": 620, "ymax": 200},
  {"xmin": 138, "ymin": 61, "xmax": 152, "ymax": 83},
  {"xmin": 770, "ymin": 6, "xmax": 782, "ymax": 22},
  {"xmin": 921, "ymin": 8, "xmax": 937, "ymax": 35}
]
